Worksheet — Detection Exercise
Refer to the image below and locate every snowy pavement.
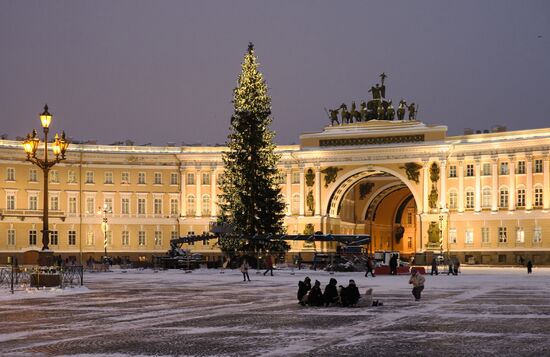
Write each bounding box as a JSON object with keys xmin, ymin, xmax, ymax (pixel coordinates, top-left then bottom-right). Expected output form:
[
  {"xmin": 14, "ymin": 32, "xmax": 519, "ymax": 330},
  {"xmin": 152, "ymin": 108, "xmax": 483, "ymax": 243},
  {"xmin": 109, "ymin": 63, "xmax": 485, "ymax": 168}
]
[{"xmin": 1, "ymin": 267, "xmax": 550, "ymax": 357}]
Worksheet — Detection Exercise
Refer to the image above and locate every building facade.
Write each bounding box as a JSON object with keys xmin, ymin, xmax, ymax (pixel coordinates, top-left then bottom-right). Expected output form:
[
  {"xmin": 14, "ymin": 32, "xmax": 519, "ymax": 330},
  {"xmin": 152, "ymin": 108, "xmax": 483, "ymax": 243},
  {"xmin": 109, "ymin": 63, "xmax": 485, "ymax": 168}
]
[{"xmin": 1, "ymin": 119, "xmax": 550, "ymax": 265}]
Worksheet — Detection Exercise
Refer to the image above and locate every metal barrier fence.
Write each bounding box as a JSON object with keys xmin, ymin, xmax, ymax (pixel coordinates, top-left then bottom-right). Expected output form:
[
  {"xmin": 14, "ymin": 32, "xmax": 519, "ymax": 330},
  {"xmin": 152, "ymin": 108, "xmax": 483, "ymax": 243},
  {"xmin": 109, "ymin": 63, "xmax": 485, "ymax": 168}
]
[{"xmin": 0, "ymin": 265, "xmax": 84, "ymax": 294}]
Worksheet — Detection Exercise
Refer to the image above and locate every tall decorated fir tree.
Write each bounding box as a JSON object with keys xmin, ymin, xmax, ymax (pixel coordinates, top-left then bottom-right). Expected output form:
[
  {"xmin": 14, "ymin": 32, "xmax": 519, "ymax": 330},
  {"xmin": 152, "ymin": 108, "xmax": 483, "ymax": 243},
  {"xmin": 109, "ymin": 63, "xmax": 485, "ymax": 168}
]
[{"xmin": 218, "ymin": 43, "xmax": 288, "ymax": 259}]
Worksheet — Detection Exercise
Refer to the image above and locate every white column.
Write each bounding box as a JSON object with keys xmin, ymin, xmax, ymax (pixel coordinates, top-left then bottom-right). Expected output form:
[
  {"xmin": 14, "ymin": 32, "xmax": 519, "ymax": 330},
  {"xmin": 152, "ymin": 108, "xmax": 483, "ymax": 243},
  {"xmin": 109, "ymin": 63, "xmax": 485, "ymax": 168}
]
[
  {"xmin": 544, "ymin": 154, "xmax": 550, "ymax": 209},
  {"xmin": 196, "ymin": 169, "xmax": 202, "ymax": 217},
  {"xmin": 457, "ymin": 160, "xmax": 464, "ymax": 212},
  {"xmin": 526, "ymin": 155, "xmax": 533, "ymax": 210},
  {"xmin": 440, "ymin": 160, "xmax": 447, "ymax": 210},
  {"xmin": 423, "ymin": 161, "xmax": 430, "ymax": 213},
  {"xmin": 286, "ymin": 169, "xmax": 292, "ymax": 215},
  {"xmin": 474, "ymin": 159, "xmax": 481, "ymax": 212},
  {"xmin": 315, "ymin": 165, "xmax": 321, "ymax": 216},
  {"xmin": 211, "ymin": 170, "xmax": 217, "ymax": 217},
  {"xmin": 299, "ymin": 166, "xmax": 305, "ymax": 216},
  {"xmin": 181, "ymin": 170, "xmax": 187, "ymax": 217},
  {"xmin": 508, "ymin": 157, "xmax": 516, "ymax": 211},
  {"xmin": 491, "ymin": 157, "xmax": 498, "ymax": 211}
]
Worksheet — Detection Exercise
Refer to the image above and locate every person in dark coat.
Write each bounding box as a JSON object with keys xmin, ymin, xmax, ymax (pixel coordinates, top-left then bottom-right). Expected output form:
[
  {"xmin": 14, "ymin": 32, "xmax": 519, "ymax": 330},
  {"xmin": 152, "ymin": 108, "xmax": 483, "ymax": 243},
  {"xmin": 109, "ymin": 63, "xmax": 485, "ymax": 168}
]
[
  {"xmin": 390, "ymin": 254, "xmax": 398, "ymax": 275},
  {"xmin": 431, "ymin": 257, "xmax": 439, "ymax": 275},
  {"xmin": 323, "ymin": 278, "xmax": 339, "ymax": 306},
  {"xmin": 527, "ymin": 260, "xmax": 533, "ymax": 274},
  {"xmin": 297, "ymin": 277, "xmax": 312, "ymax": 305},
  {"xmin": 263, "ymin": 255, "xmax": 274, "ymax": 276},
  {"xmin": 365, "ymin": 256, "xmax": 376, "ymax": 277},
  {"xmin": 341, "ymin": 279, "xmax": 361, "ymax": 307},
  {"xmin": 307, "ymin": 280, "xmax": 323, "ymax": 306}
]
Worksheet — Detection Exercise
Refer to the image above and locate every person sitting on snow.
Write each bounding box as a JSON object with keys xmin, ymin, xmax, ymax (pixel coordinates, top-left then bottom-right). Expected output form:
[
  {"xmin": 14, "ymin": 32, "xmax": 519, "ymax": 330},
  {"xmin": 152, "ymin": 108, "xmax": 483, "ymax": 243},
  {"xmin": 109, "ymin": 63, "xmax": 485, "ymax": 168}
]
[{"xmin": 297, "ymin": 277, "xmax": 311, "ymax": 305}]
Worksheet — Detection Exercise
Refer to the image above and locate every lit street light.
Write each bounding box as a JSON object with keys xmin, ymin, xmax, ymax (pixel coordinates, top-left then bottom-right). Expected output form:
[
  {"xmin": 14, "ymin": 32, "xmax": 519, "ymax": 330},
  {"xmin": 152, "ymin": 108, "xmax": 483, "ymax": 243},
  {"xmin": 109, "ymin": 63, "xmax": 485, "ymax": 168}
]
[{"xmin": 23, "ymin": 105, "xmax": 69, "ymax": 265}]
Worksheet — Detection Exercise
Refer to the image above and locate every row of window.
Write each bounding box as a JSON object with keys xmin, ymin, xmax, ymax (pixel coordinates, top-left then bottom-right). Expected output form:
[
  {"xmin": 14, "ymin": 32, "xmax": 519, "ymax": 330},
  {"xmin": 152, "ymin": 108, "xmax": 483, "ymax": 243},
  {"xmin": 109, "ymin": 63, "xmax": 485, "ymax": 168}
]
[
  {"xmin": 448, "ymin": 226, "xmax": 542, "ymax": 244},
  {"xmin": 448, "ymin": 160, "xmax": 545, "ymax": 178},
  {"xmin": 448, "ymin": 187, "xmax": 544, "ymax": 209},
  {"xmin": 7, "ymin": 230, "xmax": 179, "ymax": 247}
]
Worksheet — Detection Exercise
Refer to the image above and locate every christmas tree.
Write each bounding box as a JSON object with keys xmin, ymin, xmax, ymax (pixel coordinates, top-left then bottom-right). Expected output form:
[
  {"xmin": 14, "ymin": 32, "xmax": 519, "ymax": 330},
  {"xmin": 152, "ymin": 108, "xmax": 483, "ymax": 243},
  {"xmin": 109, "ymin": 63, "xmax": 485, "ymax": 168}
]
[{"xmin": 217, "ymin": 43, "xmax": 289, "ymax": 259}]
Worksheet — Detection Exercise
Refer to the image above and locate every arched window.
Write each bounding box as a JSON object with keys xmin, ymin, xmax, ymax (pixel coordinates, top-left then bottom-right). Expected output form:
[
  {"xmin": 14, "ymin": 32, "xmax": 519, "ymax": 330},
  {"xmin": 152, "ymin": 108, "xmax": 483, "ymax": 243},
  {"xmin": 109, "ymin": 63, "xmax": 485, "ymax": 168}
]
[
  {"xmin": 482, "ymin": 187, "xmax": 492, "ymax": 208},
  {"xmin": 499, "ymin": 187, "xmax": 508, "ymax": 208},
  {"xmin": 291, "ymin": 193, "xmax": 300, "ymax": 215},
  {"xmin": 202, "ymin": 195, "xmax": 211, "ymax": 216},
  {"xmin": 465, "ymin": 189, "xmax": 474, "ymax": 209},
  {"xmin": 187, "ymin": 195, "xmax": 196, "ymax": 216},
  {"xmin": 448, "ymin": 190, "xmax": 457, "ymax": 209}
]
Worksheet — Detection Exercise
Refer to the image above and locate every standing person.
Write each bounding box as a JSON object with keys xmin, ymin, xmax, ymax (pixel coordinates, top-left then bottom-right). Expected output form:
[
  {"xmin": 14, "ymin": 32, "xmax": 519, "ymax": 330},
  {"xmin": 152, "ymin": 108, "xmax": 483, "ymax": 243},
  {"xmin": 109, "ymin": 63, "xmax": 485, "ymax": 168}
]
[
  {"xmin": 431, "ymin": 257, "xmax": 439, "ymax": 276},
  {"xmin": 447, "ymin": 259, "xmax": 455, "ymax": 276},
  {"xmin": 307, "ymin": 280, "xmax": 324, "ymax": 306},
  {"xmin": 454, "ymin": 258, "xmax": 460, "ymax": 275},
  {"xmin": 323, "ymin": 278, "xmax": 339, "ymax": 306},
  {"xmin": 263, "ymin": 255, "xmax": 274, "ymax": 276},
  {"xmin": 365, "ymin": 256, "xmax": 376, "ymax": 277},
  {"xmin": 240, "ymin": 259, "xmax": 251, "ymax": 282},
  {"xmin": 527, "ymin": 260, "xmax": 533, "ymax": 274},
  {"xmin": 297, "ymin": 277, "xmax": 312, "ymax": 305},
  {"xmin": 390, "ymin": 254, "xmax": 398, "ymax": 275},
  {"xmin": 409, "ymin": 268, "xmax": 426, "ymax": 301}
]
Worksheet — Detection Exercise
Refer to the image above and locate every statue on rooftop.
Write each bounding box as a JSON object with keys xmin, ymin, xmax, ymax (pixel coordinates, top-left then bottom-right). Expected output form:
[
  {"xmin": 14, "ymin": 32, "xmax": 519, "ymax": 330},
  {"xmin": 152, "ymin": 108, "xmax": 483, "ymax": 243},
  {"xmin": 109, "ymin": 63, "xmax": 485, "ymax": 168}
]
[
  {"xmin": 397, "ymin": 100, "xmax": 407, "ymax": 121},
  {"xmin": 408, "ymin": 103, "xmax": 417, "ymax": 120}
]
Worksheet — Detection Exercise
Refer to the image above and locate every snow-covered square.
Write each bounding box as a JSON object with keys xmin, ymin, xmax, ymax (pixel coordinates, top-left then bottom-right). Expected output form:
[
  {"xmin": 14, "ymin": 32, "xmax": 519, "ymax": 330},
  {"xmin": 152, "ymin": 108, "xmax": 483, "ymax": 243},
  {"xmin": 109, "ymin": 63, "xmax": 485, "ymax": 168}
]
[{"xmin": 1, "ymin": 267, "xmax": 550, "ymax": 356}]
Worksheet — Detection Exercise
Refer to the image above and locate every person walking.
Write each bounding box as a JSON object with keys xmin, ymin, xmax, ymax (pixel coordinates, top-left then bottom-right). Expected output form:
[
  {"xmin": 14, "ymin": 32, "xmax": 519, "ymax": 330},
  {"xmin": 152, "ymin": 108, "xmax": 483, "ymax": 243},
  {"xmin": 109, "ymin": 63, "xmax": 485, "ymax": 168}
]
[
  {"xmin": 263, "ymin": 255, "xmax": 274, "ymax": 276},
  {"xmin": 409, "ymin": 268, "xmax": 426, "ymax": 301},
  {"xmin": 365, "ymin": 256, "xmax": 376, "ymax": 277},
  {"xmin": 527, "ymin": 260, "xmax": 533, "ymax": 274},
  {"xmin": 430, "ymin": 257, "xmax": 439, "ymax": 275},
  {"xmin": 390, "ymin": 254, "xmax": 398, "ymax": 275},
  {"xmin": 240, "ymin": 259, "xmax": 251, "ymax": 282}
]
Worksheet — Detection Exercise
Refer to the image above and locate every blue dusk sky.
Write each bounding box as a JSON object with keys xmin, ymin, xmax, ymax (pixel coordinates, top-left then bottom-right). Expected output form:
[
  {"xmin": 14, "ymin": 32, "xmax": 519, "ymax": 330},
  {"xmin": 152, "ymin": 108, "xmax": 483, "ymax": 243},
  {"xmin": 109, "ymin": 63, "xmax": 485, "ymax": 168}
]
[{"xmin": 0, "ymin": 0, "xmax": 549, "ymax": 145}]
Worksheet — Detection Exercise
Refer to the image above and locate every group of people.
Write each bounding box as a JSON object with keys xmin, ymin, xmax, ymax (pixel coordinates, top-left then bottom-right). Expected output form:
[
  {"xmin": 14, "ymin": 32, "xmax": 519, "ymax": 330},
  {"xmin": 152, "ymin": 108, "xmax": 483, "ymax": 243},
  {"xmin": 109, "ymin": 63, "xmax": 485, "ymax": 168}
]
[
  {"xmin": 430, "ymin": 257, "xmax": 461, "ymax": 276},
  {"xmin": 297, "ymin": 277, "xmax": 375, "ymax": 307}
]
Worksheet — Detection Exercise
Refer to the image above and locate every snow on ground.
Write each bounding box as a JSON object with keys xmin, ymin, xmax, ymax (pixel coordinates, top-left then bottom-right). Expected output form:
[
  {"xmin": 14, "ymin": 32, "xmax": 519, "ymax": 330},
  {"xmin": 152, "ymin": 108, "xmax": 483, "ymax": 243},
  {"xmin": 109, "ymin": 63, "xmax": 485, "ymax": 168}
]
[{"xmin": 1, "ymin": 266, "xmax": 550, "ymax": 356}]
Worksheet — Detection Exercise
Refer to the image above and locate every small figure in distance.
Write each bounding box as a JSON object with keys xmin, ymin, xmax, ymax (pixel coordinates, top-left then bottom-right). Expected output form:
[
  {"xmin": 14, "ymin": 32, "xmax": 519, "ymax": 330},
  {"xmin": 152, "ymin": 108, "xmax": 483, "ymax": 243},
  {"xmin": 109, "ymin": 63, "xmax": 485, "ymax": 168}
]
[
  {"xmin": 323, "ymin": 278, "xmax": 339, "ymax": 307},
  {"xmin": 365, "ymin": 256, "xmax": 376, "ymax": 277},
  {"xmin": 240, "ymin": 259, "xmax": 251, "ymax": 282},
  {"xmin": 297, "ymin": 277, "xmax": 311, "ymax": 306},
  {"xmin": 409, "ymin": 268, "xmax": 426, "ymax": 301},
  {"xmin": 527, "ymin": 260, "xmax": 533, "ymax": 274},
  {"xmin": 431, "ymin": 257, "xmax": 439, "ymax": 275},
  {"xmin": 307, "ymin": 280, "xmax": 324, "ymax": 307},
  {"xmin": 263, "ymin": 255, "xmax": 274, "ymax": 276}
]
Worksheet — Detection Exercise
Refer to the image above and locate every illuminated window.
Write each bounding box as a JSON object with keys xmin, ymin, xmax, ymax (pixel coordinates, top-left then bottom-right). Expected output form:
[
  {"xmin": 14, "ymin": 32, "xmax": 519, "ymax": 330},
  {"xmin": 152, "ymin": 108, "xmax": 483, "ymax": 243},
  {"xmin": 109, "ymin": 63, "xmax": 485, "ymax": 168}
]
[
  {"xmin": 138, "ymin": 231, "xmax": 146, "ymax": 246},
  {"xmin": 104, "ymin": 172, "xmax": 113, "ymax": 184},
  {"xmin": 498, "ymin": 227, "xmax": 507, "ymax": 243},
  {"xmin": 516, "ymin": 227, "xmax": 524, "ymax": 243},
  {"xmin": 154, "ymin": 231, "xmax": 162, "ymax": 246},
  {"xmin": 481, "ymin": 227, "xmax": 490, "ymax": 243},
  {"xmin": 482, "ymin": 187, "xmax": 491, "ymax": 208},
  {"xmin": 500, "ymin": 162, "xmax": 509, "ymax": 175},
  {"xmin": 465, "ymin": 228, "xmax": 473, "ymax": 244},
  {"xmin": 533, "ymin": 226, "xmax": 542, "ymax": 243},
  {"xmin": 138, "ymin": 172, "xmax": 146, "ymax": 184},
  {"xmin": 7, "ymin": 230, "xmax": 16, "ymax": 246},
  {"xmin": 448, "ymin": 228, "xmax": 457, "ymax": 244}
]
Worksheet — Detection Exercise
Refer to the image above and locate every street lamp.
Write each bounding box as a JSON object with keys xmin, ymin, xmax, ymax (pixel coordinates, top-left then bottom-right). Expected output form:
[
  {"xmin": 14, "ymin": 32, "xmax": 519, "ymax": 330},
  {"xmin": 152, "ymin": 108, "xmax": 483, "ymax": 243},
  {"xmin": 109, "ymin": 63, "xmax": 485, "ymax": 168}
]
[
  {"xmin": 23, "ymin": 105, "xmax": 69, "ymax": 261},
  {"xmin": 98, "ymin": 205, "xmax": 111, "ymax": 259}
]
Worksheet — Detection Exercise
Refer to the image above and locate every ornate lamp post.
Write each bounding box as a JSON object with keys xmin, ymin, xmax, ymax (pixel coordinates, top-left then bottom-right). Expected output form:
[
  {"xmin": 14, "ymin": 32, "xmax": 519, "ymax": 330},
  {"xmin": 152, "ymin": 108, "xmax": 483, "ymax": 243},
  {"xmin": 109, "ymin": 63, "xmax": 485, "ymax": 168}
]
[
  {"xmin": 98, "ymin": 205, "xmax": 111, "ymax": 259},
  {"xmin": 23, "ymin": 105, "xmax": 69, "ymax": 261}
]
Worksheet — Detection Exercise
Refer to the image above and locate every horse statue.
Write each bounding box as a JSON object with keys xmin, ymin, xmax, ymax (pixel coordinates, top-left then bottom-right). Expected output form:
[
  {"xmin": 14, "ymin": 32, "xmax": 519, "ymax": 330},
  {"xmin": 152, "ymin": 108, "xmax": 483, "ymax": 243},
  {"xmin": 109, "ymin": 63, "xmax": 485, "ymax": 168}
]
[
  {"xmin": 340, "ymin": 103, "xmax": 351, "ymax": 124},
  {"xmin": 350, "ymin": 101, "xmax": 361, "ymax": 122},
  {"xmin": 397, "ymin": 100, "xmax": 407, "ymax": 120}
]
